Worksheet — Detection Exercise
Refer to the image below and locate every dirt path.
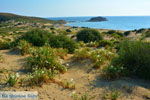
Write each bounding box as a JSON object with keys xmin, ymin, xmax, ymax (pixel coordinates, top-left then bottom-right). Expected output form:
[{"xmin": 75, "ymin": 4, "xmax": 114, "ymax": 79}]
[{"xmin": 0, "ymin": 50, "xmax": 26, "ymax": 73}]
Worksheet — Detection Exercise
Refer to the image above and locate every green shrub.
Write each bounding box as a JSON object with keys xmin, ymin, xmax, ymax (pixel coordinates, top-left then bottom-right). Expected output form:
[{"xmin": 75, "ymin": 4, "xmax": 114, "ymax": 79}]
[
  {"xmin": 66, "ymin": 29, "xmax": 72, "ymax": 32},
  {"xmin": 115, "ymin": 32, "xmax": 124, "ymax": 37},
  {"xmin": 98, "ymin": 40, "xmax": 113, "ymax": 47},
  {"xmin": 112, "ymin": 40, "xmax": 150, "ymax": 80},
  {"xmin": 102, "ymin": 65, "xmax": 125, "ymax": 80},
  {"xmin": 54, "ymin": 48, "xmax": 68, "ymax": 59},
  {"xmin": 61, "ymin": 79, "xmax": 75, "ymax": 89},
  {"xmin": 124, "ymin": 31, "xmax": 131, "ymax": 36},
  {"xmin": 112, "ymin": 33, "xmax": 123, "ymax": 38},
  {"xmin": 91, "ymin": 49, "xmax": 116, "ymax": 69},
  {"xmin": 49, "ymin": 35, "xmax": 77, "ymax": 53},
  {"xmin": 74, "ymin": 47, "xmax": 92, "ymax": 60},
  {"xmin": 91, "ymin": 49, "xmax": 116, "ymax": 62},
  {"xmin": 136, "ymin": 28, "xmax": 145, "ymax": 33},
  {"xmin": 144, "ymin": 31, "xmax": 150, "ymax": 37},
  {"xmin": 27, "ymin": 68, "xmax": 56, "ymax": 86},
  {"xmin": 77, "ymin": 29, "xmax": 103, "ymax": 43},
  {"xmin": 27, "ymin": 46, "xmax": 67, "ymax": 73},
  {"xmin": 106, "ymin": 30, "xmax": 116, "ymax": 34},
  {"xmin": 77, "ymin": 41, "xmax": 86, "ymax": 47},
  {"xmin": 23, "ymin": 29, "xmax": 51, "ymax": 46},
  {"xmin": 106, "ymin": 30, "xmax": 123, "ymax": 38},
  {"xmin": 103, "ymin": 90, "xmax": 121, "ymax": 100},
  {"xmin": 17, "ymin": 40, "xmax": 32, "ymax": 55},
  {"xmin": 74, "ymin": 48, "xmax": 116, "ymax": 69},
  {"xmin": 0, "ymin": 40, "xmax": 11, "ymax": 50},
  {"xmin": 22, "ymin": 29, "xmax": 77, "ymax": 53},
  {"xmin": 6, "ymin": 73, "xmax": 19, "ymax": 87},
  {"xmin": 86, "ymin": 41, "xmax": 99, "ymax": 47},
  {"xmin": 72, "ymin": 93, "xmax": 94, "ymax": 100}
]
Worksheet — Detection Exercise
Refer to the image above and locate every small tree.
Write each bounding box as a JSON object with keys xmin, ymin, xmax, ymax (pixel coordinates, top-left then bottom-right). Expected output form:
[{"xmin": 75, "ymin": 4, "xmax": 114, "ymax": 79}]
[
  {"xmin": 77, "ymin": 29, "xmax": 103, "ymax": 43},
  {"xmin": 49, "ymin": 35, "xmax": 77, "ymax": 53},
  {"xmin": 23, "ymin": 29, "xmax": 51, "ymax": 46}
]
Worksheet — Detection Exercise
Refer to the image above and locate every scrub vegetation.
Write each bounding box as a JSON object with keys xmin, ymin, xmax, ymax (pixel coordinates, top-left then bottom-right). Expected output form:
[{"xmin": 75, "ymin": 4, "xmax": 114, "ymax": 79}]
[{"xmin": 0, "ymin": 13, "xmax": 149, "ymax": 100}]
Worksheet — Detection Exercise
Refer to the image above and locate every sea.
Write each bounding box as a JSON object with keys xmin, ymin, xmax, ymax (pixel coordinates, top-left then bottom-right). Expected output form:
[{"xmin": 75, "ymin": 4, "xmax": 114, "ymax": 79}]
[{"xmin": 48, "ymin": 16, "xmax": 150, "ymax": 31}]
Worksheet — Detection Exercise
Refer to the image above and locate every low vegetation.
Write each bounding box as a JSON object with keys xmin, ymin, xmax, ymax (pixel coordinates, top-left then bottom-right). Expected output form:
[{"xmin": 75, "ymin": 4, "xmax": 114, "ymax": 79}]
[
  {"xmin": 72, "ymin": 93, "xmax": 94, "ymax": 100},
  {"xmin": 77, "ymin": 29, "xmax": 103, "ymax": 43},
  {"xmin": 23, "ymin": 29, "xmax": 51, "ymax": 46},
  {"xmin": 74, "ymin": 47, "xmax": 92, "ymax": 60},
  {"xmin": 49, "ymin": 34, "xmax": 77, "ymax": 53},
  {"xmin": 17, "ymin": 40, "xmax": 32, "ymax": 55},
  {"xmin": 0, "ymin": 13, "xmax": 66, "ymax": 24},
  {"xmin": 6, "ymin": 73, "xmax": 19, "ymax": 87},
  {"xmin": 27, "ymin": 68, "xmax": 56, "ymax": 86},
  {"xmin": 0, "ymin": 40, "xmax": 11, "ymax": 50},
  {"xmin": 103, "ymin": 90, "xmax": 122, "ymax": 100},
  {"xmin": 98, "ymin": 40, "xmax": 113, "ymax": 47},
  {"xmin": 143, "ymin": 31, "xmax": 150, "ymax": 38},
  {"xmin": 0, "ymin": 13, "xmax": 150, "ymax": 100},
  {"xmin": 26, "ymin": 46, "xmax": 67, "ymax": 73},
  {"xmin": 23, "ymin": 29, "xmax": 77, "ymax": 53},
  {"xmin": 102, "ymin": 65, "xmax": 126, "ymax": 80},
  {"xmin": 74, "ymin": 47, "xmax": 116, "ymax": 69},
  {"xmin": 112, "ymin": 40, "xmax": 150, "ymax": 80}
]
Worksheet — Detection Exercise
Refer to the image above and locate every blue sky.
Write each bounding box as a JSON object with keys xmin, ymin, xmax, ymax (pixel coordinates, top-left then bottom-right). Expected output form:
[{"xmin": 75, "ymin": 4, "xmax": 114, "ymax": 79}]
[{"xmin": 0, "ymin": 0, "xmax": 150, "ymax": 17}]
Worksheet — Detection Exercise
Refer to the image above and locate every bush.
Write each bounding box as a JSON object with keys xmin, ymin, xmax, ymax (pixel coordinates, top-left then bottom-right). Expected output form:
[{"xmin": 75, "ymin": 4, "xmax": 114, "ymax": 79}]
[
  {"xmin": 74, "ymin": 48, "xmax": 116, "ymax": 69},
  {"xmin": 102, "ymin": 65, "xmax": 125, "ymax": 80},
  {"xmin": 91, "ymin": 49, "xmax": 116, "ymax": 69},
  {"xmin": 106, "ymin": 30, "xmax": 116, "ymax": 34},
  {"xmin": 66, "ymin": 29, "xmax": 72, "ymax": 32},
  {"xmin": 106, "ymin": 30, "xmax": 123, "ymax": 38},
  {"xmin": 49, "ymin": 35, "xmax": 77, "ymax": 53},
  {"xmin": 77, "ymin": 29, "xmax": 103, "ymax": 43},
  {"xmin": 27, "ymin": 68, "xmax": 56, "ymax": 86},
  {"xmin": 103, "ymin": 90, "xmax": 121, "ymax": 100},
  {"xmin": 91, "ymin": 49, "xmax": 116, "ymax": 62},
  {"xmin": 98, "ymin": 40, "xmax": 113, "ymax": 47},
  {"xmin": 144, "ymin": 31, "xmax": 150, "ymax": 37},
  {"xmin": 115, "ymin": 32, "xmax": 124, "ymax": 37},
  {"xmin": 77, "ymin": 41, "xmax": 86, "ymax": 47},
  {"xmin": 27, "ymin": 46, "xmax": 67, "ymax": 73},
  {"xmin": 6, "ymin": 73, "xmax": 19, "ymax": 87},
  {"xmin": 54, "ymin": 48, "xmax": 68, "ymax": 59},
  {"xmin": 112, "ymin": 33, "xmax": 123, "ymax": 38},
  {"xmin": 86, "ymin": 42, "xmax": 99, "ymax": 47},
  {"xmin": 23, "ymin": 29, "xmax": 51, "ymax": 46},
  {"xmin": 74, "ymin": 47, "xmax": 92, "ymax": 60},
  {"xmin": 17, "ymin": 40, "xmax": 32, "ymax": 55},
  {"xmin": 136, "ymin": 28, "xmax": 145, "ymax": 33},
  {"xmin": 0, "ymin": 40, "xmax": 11, "ymax": 50},
  {"xmin": 124, "ymin": 31, "xmax": 131, "ymax": 36},
  {"xmin": 112, "ymin": 40, "xmax": 150, "ymax": 80},
  {"xmin": 72, "ymin": 93, "xmax": 94, "ymax": 100}
]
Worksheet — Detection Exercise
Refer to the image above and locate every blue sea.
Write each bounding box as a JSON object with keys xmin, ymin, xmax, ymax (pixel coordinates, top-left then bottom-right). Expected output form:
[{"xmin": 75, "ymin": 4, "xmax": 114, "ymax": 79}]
[{"xmin": 48, "ymin": 16, "xmax": 150, "ymax": 31}]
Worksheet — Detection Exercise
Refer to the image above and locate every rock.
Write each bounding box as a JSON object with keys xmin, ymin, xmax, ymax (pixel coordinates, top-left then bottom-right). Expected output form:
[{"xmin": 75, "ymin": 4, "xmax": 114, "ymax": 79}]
[{"xmin": 87, "ymin": 16, "xmax": 107, "ymax": 22}]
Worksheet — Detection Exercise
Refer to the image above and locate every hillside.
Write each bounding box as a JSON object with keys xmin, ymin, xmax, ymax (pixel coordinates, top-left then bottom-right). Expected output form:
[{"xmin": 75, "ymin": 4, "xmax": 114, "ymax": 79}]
[{"xmin": 0, "ymin": 13, "xmax": 66, "ymax": 24}]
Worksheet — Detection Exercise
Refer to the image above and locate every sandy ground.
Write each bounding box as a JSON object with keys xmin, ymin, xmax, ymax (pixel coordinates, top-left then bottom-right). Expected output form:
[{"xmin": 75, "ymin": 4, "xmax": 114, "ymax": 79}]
[{"xmin": 0, "ymin": 50, "xmax": 150, "ymax": 100}]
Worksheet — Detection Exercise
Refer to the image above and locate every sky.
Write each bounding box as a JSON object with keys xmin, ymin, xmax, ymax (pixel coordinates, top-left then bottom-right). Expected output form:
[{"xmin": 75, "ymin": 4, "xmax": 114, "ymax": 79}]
[{"xmin": 0, "ymin": 0, "xmax": 150, "ymax": 17}]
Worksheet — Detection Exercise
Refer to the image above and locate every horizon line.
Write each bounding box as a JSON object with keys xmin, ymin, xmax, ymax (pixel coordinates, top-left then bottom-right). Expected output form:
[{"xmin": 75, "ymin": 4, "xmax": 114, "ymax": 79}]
[
  {"xmin": 1, "ymin": 12, "xmax": 150, "ymax": 18},
  {"xmin": 47, "ymin": 15, "xmax": 150, "ymax": 18}
]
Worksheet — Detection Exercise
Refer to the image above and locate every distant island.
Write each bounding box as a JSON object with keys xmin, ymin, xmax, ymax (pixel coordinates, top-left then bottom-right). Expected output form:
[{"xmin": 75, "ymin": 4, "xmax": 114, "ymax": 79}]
[{"xmin": 87, "ymin": 16, "xmax": 107, "ymax": 22}]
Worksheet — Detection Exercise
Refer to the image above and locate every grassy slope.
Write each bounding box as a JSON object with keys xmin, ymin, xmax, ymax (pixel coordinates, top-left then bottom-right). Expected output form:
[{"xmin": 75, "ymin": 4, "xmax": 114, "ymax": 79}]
[{"xmin": 0, "ymin": 13, "xmax": 66, "ymax": 24}]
